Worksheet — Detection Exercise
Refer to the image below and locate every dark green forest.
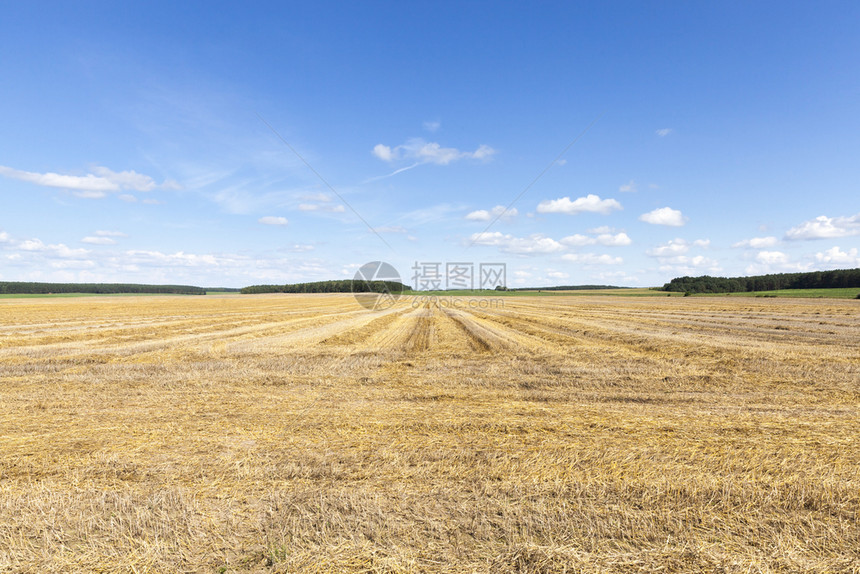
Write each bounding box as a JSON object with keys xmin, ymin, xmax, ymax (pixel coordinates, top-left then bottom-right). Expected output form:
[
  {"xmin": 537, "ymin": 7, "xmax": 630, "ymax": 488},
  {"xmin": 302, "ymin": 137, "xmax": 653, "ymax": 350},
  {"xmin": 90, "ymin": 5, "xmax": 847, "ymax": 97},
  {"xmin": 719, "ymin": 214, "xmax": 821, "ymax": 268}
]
[
  {"xmin": 241, "ymin": 280, "xmax": 411, "ymax": 295},
  {"xmin": 0, "ymin": 282, "xmax": 205, "ymax": 295},
  {"xmin": 661, "ymin": 268, "xmax": 860, "ymax": 294}
]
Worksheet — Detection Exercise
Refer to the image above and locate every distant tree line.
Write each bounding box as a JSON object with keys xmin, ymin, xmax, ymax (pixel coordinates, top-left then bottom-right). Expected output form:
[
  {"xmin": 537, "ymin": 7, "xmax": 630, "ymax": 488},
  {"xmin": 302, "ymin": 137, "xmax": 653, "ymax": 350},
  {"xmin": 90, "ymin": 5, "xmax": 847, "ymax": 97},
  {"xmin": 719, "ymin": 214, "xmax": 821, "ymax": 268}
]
[
  {"xmin": 241, "ymin": 280, "xmax": 412, "ymax": 295},
  {"xmin": 0, "ymin": 282, "xmax": 206, "ymax": 295},
  {"xmin": 661, "ymin": 268, "xmax": 860, "ymax": 294},
  {"xmin": 511, "ymin": 284, "xmax": 625, "ymax": 291}
]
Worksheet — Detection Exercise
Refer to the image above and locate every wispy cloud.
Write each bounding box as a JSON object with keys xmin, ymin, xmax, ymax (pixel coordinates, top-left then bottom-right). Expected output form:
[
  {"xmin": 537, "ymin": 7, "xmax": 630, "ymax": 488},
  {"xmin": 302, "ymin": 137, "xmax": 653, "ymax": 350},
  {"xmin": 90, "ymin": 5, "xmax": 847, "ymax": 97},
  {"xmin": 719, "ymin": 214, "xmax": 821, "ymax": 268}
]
[
  {"xmin": 560, "ymin": 232, "xmax": 631, "ymax": 247},
  {"xmin": 561, "ymin": 253, "xmax": 623, "ymax": 265},
  {"xmin": 293, "ymin": 192, "xmax": 346, "ymax": 213},
  {"xmin": 656, "ymin": 128, "xmax": 672, "ymax": 137},
  {"xmin": 371, "ymin": 138, "xmax": 496, "ymax": 179},
  {"xmin": 81, "ymin": 236, "xmax": 118, "ymax": 245},
  {"xmin": 733, "ymin": 236, "xmax": 779, "ymax": 248},
  {"xmin": 297, "ymin": 192, "xmax": 333, "ymax": 202},
  {"xmin": 210, "ymin": 185, "xmax": 297, "ymax": 215},
  {"xmin": 423, "ymin": 120, "xmax": 440, "ymax": 133},
  {"xmin": 259, "ymin": 216, "xmax": 289, "ymax": 226},
  {"xmin": 536, "ymin": 194, "xmax": 622, "ymax": 215},
  {"xmin": 297, "ymin": 203, "xmax": 345, "ymax": 213},
  {"xmin": 372, "ymin": 225, "xmax": 408, "ymax": 234},
  {"xmin": 658, "ymin": 255, "xmax": 721, "ymax": 274},
  {"xmin": 619, "ymin": 180, "xmax": 637, "ymax": 192},
  {"xmin": 785, "ymin": 213, "xmax": 860, "ymax": 240},
  {"xmin": 639, "ymin": 207, "xmax": 687, "ymax": 226},
  {"xmin": 283, "ymin": 244, "xmax": 316, "ymax": 253},
  {"xmin": 0, "ymin": 165, "xmax": 180, "ymax": 198}
]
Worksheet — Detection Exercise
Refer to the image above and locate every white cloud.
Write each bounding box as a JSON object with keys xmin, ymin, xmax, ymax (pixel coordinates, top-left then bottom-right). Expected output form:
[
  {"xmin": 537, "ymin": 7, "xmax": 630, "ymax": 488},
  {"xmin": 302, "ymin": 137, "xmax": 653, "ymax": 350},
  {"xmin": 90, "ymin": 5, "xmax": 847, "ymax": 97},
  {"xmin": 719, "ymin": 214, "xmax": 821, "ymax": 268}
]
[
  {"xmin": 74, "ymin": 190, "xmax": 109, "ymax": 199},
  {"xmin": 16, "ymin": 238, "xmax": 90, "ymax": 258},
  {"xmin": 295, "ymin": 193, "xmax": 341, "ymax": 212},
  {"xmin": 560, "ymin": 234, "xmax": 594, "ymax": 247},
  {"xmin": 537, "ymin": 194, "xmax": 622, "ymax": 215},
  {"xmin": 648, "ymin": 239, "xmax": 719, "ymax": 273},
  {"xmin": 546, "ymin": 271, "xmax": 569, "ymax": 279},
  {"xmin": 744, "ymin": 252, "xmax": 810, "ymax": 275},
  {"xmin": 0, "ymin": 165, "xmax": 179, "ymax": 196},
  {"xmin": 785, "ymin": 213, "xmax": 860, "ymax": 240},
  {"xmin": 756, "ymin": 251, "xmax": 788, "ymax": 265},
  {"xmin": 814, "ymin": 246, "xmax": 860, "ymax": 266},
  {"xmin": 639, "ymin": 207, "xmax": 687, "ymax": 227},
  {"xmin": 562, "ymin": 253, "xmax": 623, "ymax": 265},
  {"xmin": 503, "ymin": 235, "xmax": 566, "ymax": 255},
  {"xmin": 733, "ymin": 236, "xmax": 779, "ymax": 249},
  {"xmin": 259, "ymin": 216, "xmax": 289, "ymax": 226},
  {"xmin": 0, "ymin": 231, "xmax": 9, "ymax": 243},
  {"xmin": 17, "ymin": 239, "xmax": 45, "ymax": 252},
  {"xmin": 647, "ymin": 238, "xmax": 690, "ymax": 257},
  {"xmin": 119, "ymin": 194, "xmax": 138, "ymax": 202},
  {"xmin": 0, "ymin": 166, "xmax": 116, "ymax": 192},
  {"xmin": 298, "ymin": 202, "xmax": 345, "ymax": 213},
  {"xmin": 471, "ymin": 145, "xmax": 496, "ymax": 160},
  {"xmin": 470, "ymin": 232, "xmax": 565, "ymax": 255},
  {"xmin": 372, "ymin": 144, "xmax": 396, "ymax": 162},
  {"xmin": 656, "ymin": 128, "xmax": 672, "ymax": 137},
  {"xmin": 597, "ymin": 232, "xmax": 632, "ymax": 246},
  {"xmin": 373, "ymin": 138, "xmax": 495, "ymax": 165},
  {"xmin": 81, "ymin": 236, "xmax": 117, "ymax": 245},
  {"xmin": 81, "ymin": 231, "xmax": 127, "ymax": 245},
  {"xmin": 465, "ymin": 210, "xmax": 492, "ymax": 222},
  {"xmin": 465, "ymin": 205, "xmax": 517, "ymax": 221},
  {"xmin": 472, "ymin": 227, "xmax": 629, "ymax": 257},
  {"xmin": 423, "ymin": 120, "xmax": 440, "ymax": 133},
  {"xmin": 619, "ymin": 180, "xmax": 637, "ymax": 192}
]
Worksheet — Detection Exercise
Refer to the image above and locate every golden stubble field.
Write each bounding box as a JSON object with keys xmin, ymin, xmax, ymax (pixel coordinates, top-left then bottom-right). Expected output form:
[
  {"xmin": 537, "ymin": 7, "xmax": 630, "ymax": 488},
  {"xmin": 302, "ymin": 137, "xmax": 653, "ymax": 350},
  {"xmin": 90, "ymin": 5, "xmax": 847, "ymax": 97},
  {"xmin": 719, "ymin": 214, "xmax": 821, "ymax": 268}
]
[{"xmin": 0, "ymin": 293, "xmax": 858, "ymax": 573}]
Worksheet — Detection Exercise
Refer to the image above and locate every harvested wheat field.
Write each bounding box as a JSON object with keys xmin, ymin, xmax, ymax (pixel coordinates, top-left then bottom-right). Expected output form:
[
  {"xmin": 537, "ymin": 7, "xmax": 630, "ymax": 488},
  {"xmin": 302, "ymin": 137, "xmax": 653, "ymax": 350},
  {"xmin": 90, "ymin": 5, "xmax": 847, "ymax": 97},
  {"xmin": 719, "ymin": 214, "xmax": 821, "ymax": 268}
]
[{"xmin": 0, "ymin": 293, "xmax": 858, "ymax": 573}]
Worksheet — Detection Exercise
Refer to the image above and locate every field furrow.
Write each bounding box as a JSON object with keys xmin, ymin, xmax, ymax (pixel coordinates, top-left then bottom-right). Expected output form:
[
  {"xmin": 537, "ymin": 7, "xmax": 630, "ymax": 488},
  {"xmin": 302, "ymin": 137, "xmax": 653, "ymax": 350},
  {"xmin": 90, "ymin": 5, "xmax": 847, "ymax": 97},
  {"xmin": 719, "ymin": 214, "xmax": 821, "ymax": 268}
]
[{"xmin": 0, "ymin": 293, "xmax": 858, "ymax": 573}]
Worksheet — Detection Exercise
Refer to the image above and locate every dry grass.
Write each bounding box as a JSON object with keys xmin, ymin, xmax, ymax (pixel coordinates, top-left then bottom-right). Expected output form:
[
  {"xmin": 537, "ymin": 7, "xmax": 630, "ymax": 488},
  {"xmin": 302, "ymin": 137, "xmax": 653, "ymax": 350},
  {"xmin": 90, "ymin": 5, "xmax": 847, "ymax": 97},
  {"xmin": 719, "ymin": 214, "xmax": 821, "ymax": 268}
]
[{"xmin": 0, "ymin": 293, "xmax": 858, "ymax": 573}]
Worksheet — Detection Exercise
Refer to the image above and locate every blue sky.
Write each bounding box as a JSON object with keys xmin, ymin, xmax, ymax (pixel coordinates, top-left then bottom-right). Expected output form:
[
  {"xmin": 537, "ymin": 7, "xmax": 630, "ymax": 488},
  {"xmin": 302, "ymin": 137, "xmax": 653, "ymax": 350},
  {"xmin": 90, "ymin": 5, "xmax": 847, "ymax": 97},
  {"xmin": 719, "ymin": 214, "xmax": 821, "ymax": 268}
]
[{"xmin": 1, "ymin": 1, "xmax": 859, "ymax": 288}]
